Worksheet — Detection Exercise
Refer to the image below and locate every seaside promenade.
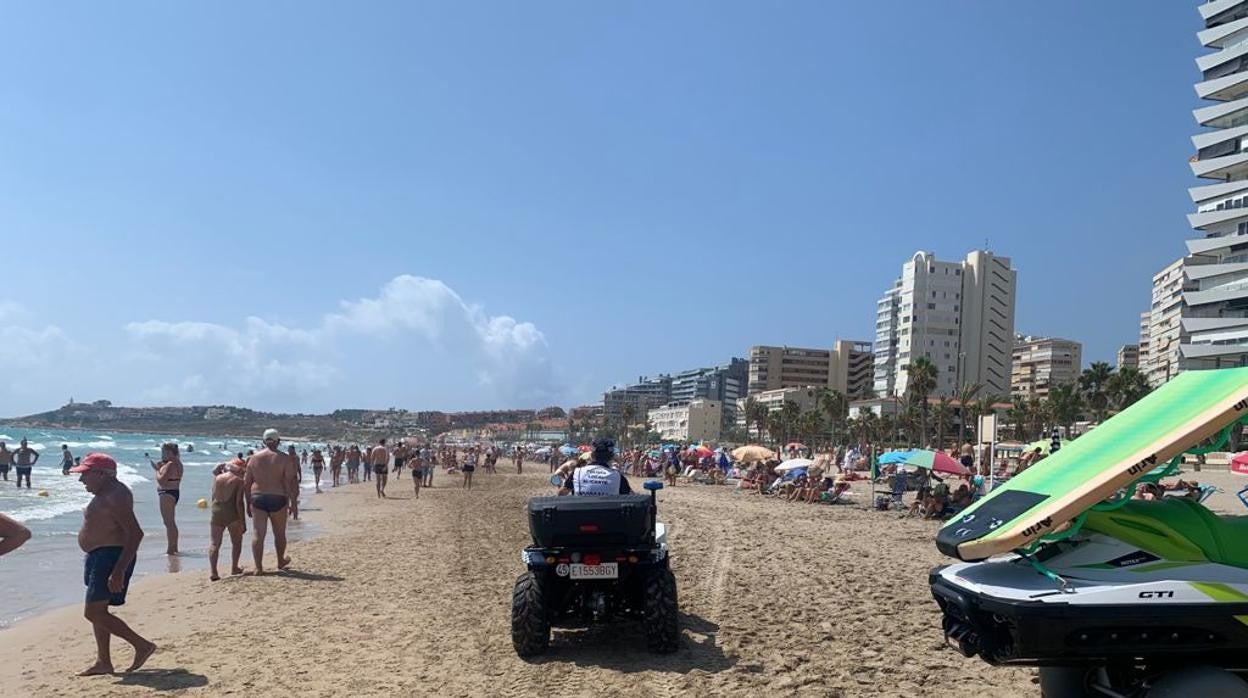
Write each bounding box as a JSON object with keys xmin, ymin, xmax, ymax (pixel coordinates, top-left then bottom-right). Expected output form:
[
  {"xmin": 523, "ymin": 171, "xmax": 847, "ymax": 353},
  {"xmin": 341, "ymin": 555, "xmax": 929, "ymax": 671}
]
[{"xmin": 0, "ymin": 462, "xmax": 1037, "ymax": 697}]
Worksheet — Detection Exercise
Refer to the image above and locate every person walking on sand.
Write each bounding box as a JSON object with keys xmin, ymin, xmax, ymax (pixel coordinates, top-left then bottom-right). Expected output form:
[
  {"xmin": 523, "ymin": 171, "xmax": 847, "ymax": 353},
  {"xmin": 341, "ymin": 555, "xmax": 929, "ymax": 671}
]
[
  {"xmin": 410, "ymin": 448, "xmax": 423, "ymax": 498},
  {"xmin": 208, "ymin": 459, "xmax": 247, "ymax": 580},
  {"xmin": 70, "ymin": 453, "xmax": 157, "ymax": 676},
  {"xmin": 462, "ymin": 447, "xmax": 478, "ymax": 490},
  {"xmin": 370, "ymin": 438, "xmax": 389, "ymax": 498},
  {"xmin": 243, "ymin": 429, "xmax": 299, "ymax": 574},
  {"xmin": 330, "ymin": 446, "xmax": 344, "ymax": 487},
  {"xmin": 13, "ymin": 438, "xmax": 38, "ymax": 489},
  {"xmin": 148, "ymin": 443, "xmax": 183, "ymax": 555},
  {"xmin": 0, "ymin": 512, "xmax": 31, "ymax": 558},
  {"xmin": 310, "ymin": 447, "xmax": 325, "ymax": 493}
]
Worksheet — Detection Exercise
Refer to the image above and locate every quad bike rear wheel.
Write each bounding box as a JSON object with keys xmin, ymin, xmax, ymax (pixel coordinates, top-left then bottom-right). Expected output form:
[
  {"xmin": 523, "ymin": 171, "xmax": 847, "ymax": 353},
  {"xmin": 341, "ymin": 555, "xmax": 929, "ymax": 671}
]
[
  {"xmin": 643, "ymin": 567, "xmax": 680, "ymax": 653},
  {"xmin": 511, "ymin": 571, "xmax": 550, "ymax": 657}
]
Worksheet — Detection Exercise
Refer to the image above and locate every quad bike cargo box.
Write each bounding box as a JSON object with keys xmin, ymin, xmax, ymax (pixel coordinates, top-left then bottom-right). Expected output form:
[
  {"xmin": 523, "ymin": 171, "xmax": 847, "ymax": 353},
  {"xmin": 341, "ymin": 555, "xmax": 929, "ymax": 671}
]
[{"xmin": 527, "ymin": 495, "xmax": 654, "ymax": 548}]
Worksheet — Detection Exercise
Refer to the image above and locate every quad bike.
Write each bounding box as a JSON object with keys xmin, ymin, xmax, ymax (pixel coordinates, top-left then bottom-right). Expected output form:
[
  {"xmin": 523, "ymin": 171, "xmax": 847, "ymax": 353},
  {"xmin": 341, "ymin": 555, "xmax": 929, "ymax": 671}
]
[
  {"xmin": 929, "ymin": 368, "xmax": 1248, "ymax": 697},
  {"xmin": 510, "ymin": 478, "xmax": 679, "ymax": 657}
]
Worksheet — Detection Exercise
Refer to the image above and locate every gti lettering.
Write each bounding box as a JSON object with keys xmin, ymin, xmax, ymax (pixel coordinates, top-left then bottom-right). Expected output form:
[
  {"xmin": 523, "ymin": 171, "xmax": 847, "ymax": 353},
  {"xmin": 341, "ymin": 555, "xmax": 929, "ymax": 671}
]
[
  {"xmin": 1139, "ymin": 590, "xmax": 1175, "ymax": 599},
  {"xmin": 1126, "ymin": 455, "xmax": 1158, "ymax": 476},
  {"xmin": 1021, "ymin": 517, "xmax": 1053, "ymax": 538}
]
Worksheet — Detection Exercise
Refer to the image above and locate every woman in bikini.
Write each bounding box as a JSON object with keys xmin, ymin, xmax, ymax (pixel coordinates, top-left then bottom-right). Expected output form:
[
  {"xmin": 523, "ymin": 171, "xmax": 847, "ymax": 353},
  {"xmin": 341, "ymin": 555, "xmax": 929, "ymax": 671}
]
[{"xmin": 150, "ymin": 442, "xmax": 183, "ymax": 555}]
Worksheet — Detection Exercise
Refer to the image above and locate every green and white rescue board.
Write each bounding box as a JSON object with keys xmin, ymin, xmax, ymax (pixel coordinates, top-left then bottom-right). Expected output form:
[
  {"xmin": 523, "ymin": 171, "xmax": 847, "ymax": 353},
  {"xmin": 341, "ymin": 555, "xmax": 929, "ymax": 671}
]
[{"xmin": 937, "ymin": 366, "xmax": 1248, "ymax": 562}]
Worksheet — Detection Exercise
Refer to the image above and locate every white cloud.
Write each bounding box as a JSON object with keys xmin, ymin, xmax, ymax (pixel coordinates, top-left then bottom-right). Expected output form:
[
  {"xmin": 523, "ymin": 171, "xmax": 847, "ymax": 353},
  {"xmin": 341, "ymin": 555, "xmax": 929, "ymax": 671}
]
[
  {"xmin": 117, "ymin": 275, "xmax": 561, "ymax": 410},
  {"xmin": 0, "ymin": 303, "xmax": 92, "ymax": 413}
]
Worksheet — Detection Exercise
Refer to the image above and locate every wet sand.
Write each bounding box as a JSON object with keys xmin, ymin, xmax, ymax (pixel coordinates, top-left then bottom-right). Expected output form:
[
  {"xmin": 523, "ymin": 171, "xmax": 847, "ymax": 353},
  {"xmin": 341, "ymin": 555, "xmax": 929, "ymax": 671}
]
[{"xmin": 0, "ymin": 461, "xmax": 1103, "ymax": 697}]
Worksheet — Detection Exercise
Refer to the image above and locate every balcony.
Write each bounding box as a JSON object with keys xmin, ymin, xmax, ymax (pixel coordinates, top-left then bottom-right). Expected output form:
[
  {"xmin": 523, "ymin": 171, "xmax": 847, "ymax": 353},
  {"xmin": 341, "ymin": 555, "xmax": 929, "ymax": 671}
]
[{"xmin": 1195, "ymin": 94, "xmax": 1248, "ymax": 128}]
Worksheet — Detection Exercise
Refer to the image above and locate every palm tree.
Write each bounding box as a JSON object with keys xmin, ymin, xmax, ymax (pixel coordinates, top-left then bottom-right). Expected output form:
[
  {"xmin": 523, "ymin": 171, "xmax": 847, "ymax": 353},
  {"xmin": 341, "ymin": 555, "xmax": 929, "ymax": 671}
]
[
  {"xmin": 779, "ymin": 400, "xmax": 802, "ymax": 445},
  {"xmin": 955, "ymin": 382, "xmax": 983, "ymax": 446},
  {"xmin": 765, "ymin": 412, "xmax": 785, "ymax": 445},
  {"xmin": 1107, "ymin": 367, "xmax": 1150, "ymax": 412},
  {"xmin": 797, "ymin": 409, "xmax": 827, "ymax": 448},
  {"xmin": 1078, "ymin": 362, "xmax": 1115, "ymax": 424},
  {"xmin": 1007, "ymin": 397, "xmax": 1029, "ymax": 441},
  {"xmin": 743, "ymin": 397, "xmax": 768, "ymax": 441},
  {"xmin": 933, "ymin": 396, "xmax": 953, "ymax": 449},
  {"xmin": 905, "ymin": 357, "xmax": 939, "ymax": 446},
  {"xmin": 621, "ymin": 404, "xmax": 637, "ymax": 446},
  {"xmin": 1047, "ymin": 383, "xmax": 1084, "ymax": 439},
  {"xmin": 1026, "ymin": 396, "xmax": 1049, "ymax": 441},
  {"xmin": 817, "ymin": 388, "xmax": 848, "ymax": 445}
]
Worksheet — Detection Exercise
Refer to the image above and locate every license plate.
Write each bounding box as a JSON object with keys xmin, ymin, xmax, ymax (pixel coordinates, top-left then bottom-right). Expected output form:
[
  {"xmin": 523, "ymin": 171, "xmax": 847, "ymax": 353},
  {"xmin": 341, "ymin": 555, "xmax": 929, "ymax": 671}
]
[{"xmin": 569, "ymin": 562, "xmax": 618, "ymax": 580}]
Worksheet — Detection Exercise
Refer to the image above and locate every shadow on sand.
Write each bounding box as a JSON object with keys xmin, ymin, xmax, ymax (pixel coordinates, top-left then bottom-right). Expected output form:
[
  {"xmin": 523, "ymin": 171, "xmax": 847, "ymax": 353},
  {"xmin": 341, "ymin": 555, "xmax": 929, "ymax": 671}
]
[
  {"xmin": 274, "ymin": 569, "xmax": 345, "ymax": 582},
  {"xmin": 527, "ymin": 612, "xmax": 735, "ymax": 673},
  {"xmin": 114, "ymin": 668, "xmax": 209, "ymax": 691}
]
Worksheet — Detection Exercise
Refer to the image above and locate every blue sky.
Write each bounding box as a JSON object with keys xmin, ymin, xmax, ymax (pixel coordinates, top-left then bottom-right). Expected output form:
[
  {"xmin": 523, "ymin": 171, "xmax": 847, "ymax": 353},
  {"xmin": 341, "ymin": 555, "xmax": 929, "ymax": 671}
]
[{"xmin": 0, "ymin": 2, "xmax": 1203, "ymax": 414}]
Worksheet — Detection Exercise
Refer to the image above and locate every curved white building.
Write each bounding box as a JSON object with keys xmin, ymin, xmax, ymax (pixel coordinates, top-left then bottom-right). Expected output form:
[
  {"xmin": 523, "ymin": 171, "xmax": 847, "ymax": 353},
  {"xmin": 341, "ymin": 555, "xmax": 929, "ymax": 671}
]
[{"xmin": 1182, "ymin": 0, "xmax": 1248, "ymax": 372}]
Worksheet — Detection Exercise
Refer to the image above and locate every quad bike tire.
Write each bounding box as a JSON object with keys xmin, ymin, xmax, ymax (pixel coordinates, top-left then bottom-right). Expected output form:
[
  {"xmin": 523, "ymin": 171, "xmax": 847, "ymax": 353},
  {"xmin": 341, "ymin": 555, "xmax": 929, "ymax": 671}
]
[
  {"xmin": 1039, "ymin": 665, "xmax": 1248, "ymax": 697},
  {"xmin": 511, "ymin": 571, "xmax": 550, "ymax": 657},
  {"xmin": 643, "ymin": 567, "xmax": 680, "ymax": 653}
]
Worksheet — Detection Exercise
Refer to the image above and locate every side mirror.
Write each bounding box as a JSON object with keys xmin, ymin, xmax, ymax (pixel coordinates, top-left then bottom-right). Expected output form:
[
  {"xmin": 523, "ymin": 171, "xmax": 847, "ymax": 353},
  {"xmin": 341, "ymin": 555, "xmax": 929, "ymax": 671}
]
[
  {"xmin": 549, "ymin": 474, "xmax": 563, "ymax": 487},
  {"xmin": 643, "ymin": 480, "xmax": 664, "ymax": 492}
]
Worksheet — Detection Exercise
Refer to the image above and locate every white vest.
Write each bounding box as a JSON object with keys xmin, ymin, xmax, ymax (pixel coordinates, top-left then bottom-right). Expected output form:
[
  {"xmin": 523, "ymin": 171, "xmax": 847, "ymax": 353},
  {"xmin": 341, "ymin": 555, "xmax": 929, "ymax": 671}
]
[{"xmin": 573, "ymin": 464, "xmax": 621, "ymax": 496}]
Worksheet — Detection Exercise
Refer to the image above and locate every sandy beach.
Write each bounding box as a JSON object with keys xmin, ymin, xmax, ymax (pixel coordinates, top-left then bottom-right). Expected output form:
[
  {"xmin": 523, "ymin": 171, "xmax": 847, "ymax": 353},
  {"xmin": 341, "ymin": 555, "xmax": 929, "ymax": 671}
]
[{"xmin": 6, "ymin": 463, "xmax": 1242, "ymax": 697}]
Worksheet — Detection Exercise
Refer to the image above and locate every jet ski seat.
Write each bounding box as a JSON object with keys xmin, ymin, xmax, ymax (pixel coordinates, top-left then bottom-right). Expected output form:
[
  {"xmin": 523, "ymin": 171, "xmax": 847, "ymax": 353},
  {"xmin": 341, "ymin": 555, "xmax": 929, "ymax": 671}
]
[{"xmin": 1085, "ymin": 498, "xmax": 1248, "ymax": 570}]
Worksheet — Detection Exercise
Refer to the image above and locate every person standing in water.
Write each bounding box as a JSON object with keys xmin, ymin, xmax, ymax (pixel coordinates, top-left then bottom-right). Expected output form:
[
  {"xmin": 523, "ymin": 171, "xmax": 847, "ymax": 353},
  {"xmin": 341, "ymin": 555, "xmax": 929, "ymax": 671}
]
[
  {"xmin": 149, "ymin": 443, "xmax": 183, "ymax": 555},
  {"xmin": 61, "ymin": 444, "xmax": 75, "ymax": 475},
  {"xmin": 0, "ymin": 441, "xmax": 11, "ymax": 481},
  {"xmin": 71, "ymin": 453, "xmax": 157, "ymax": 676},
  {"xmin": 13, "ymin": 439, "xmax": 38, "ymax": 489},
  {"xmin": 243, "ymin": 429, "xmax": 299, "ymax": 574}
]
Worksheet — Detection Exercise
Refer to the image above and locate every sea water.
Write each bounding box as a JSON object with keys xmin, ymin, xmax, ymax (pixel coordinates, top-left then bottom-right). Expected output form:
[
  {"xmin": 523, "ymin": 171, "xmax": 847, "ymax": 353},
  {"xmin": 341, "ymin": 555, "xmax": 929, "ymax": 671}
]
[{"xmin": 0, "ymin": 427, "xmax": 330, "ymax": 628}]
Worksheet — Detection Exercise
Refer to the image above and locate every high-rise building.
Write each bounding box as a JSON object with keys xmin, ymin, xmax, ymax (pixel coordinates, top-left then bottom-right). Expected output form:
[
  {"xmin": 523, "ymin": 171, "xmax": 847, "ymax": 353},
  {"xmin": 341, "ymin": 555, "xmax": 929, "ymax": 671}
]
[
  {"xmin": 667, "ymin": 358, "xmax": 748, "ymax": 428},
  {"xmin": 1176, "ymin": 3, "xmax": 1248, "ymax": 376},
  {"xmin": 872, "ymin": 250, "xmax": 1017, "ymax": 398},
  {"xmin": 603, "ymin": 375, "xmax": 671, "ymax": 425},
  {"xmin": 1010, "ymin": 335, "xmax": 1082, "ymax": 398},
  {"xmin": 747, "ymin": 341, "xmax": 873, "ymax": 397},
  {"xmin": 1117, "ymin": 344, "xmax": 1140, "ymax": 372},
  {"xmin": 1138, "ymin": 311, "xmax": 1151, "ymax": 376},
  {"xmin": 1144, "ymin": 256, "xmax": 1209, "ymax": 387}
]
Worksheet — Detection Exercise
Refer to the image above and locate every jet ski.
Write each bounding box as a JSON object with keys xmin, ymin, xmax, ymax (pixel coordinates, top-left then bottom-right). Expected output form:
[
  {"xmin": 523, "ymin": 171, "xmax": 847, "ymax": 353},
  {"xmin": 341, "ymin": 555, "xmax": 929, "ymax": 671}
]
[{"xmin": 929, "ymin": 367, "xmax": 1248, "ymax": 696}]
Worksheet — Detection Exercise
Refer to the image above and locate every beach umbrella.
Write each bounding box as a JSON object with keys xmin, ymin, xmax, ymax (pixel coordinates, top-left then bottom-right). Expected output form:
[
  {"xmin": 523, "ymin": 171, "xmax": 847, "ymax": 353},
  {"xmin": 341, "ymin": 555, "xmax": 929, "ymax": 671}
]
[
  {"xmin": 785, "ymin": 442, "xmax": 807, "ymax": 451},
  {"xmin": 559, "ymin": 445, "xmax": 577, "ymax": 456},
  {"xmin": 778, "ymin": 466, "xmax": 809, "ymax": 482},
  {"xmin": 533, "ymin": 446, "xmax": 553, "ymax": 455},
  {"xmin": 775, "ymin": 458, "xmax": 814, "ymax": 473},
  {"xmin": 900, "ymin": 449, "xmax": 969, "ymax": 477},
  {"xmin": 876, "ymin": 449, "xmax": 914, "ymax": 466},
  {"xmin": 577, "ymin": 444, "xmax": 591, "ymax": 452},
  {"xmin": 646, "ymin": 449, "xmax": 661, "ymax": 458},
  {"xmin": 693, "ymin": 445, "xmax": 715, "ymax": 458},
  {"xmin": 732, "ymin": 445, "xmax": 776, "ymax": 463}
]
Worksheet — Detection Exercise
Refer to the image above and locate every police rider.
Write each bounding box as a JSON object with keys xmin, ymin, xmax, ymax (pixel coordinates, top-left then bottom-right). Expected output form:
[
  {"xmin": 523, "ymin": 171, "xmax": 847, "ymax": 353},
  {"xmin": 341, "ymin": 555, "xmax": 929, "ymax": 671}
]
[{"xmin": 557, "ymin": 438, "xmax": 632, "ymax": 496}]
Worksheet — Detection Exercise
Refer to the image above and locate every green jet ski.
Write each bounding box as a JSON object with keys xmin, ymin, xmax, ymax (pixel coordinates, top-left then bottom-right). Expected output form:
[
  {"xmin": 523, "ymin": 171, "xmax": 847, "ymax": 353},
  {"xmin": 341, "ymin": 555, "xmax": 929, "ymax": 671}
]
[{"xmin": 929, "ymin": 366, "xmax": 1248, "ymax": 696}]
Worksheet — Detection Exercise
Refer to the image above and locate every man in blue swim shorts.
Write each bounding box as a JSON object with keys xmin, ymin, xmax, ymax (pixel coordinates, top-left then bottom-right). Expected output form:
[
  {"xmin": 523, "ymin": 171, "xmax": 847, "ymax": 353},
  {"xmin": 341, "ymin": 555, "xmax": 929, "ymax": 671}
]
[{"xmin": 72, "ymin": 453, "xmax": 157, "ymax": 676}]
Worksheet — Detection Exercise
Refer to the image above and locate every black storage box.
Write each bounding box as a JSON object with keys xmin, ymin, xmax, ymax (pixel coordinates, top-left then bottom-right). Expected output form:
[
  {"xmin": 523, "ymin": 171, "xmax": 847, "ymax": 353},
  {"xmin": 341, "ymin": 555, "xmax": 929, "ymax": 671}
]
[{"xmin": 527, "ymin": 495, "xmax": 654, "ymax": 548}]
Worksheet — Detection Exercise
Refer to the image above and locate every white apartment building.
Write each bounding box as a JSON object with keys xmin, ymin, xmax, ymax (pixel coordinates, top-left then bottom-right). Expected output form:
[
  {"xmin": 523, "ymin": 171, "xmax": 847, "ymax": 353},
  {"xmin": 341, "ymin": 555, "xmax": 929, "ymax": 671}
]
[
  {"xmin": 873, "ymin": 250, "xmax": 1017, "ymax": 398},
  {"xmin": 647, "ymin": 400, "xmax": 722, "ymax": 443},
  {"xmin": 1144, "ymin": 256, "xmax": 1209, "ymax": 387},
  {"xmin": 735, "ymin": 386, "xmax": 822, "ymax": 436},
  {"xmin": 1138, "ymin": 311, "xmax": 1150, "ymax": 374},
  {"xmin": 1176, "ymin": 2, "xmax": 1248, "ymax": 377}
]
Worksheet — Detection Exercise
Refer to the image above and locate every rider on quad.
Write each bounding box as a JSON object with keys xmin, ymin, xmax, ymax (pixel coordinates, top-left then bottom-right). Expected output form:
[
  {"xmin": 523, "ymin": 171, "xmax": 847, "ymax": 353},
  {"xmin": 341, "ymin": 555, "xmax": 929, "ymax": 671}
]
[{"xmin": 557, "ymin": 437, "xmax": 632, "ymax": 496}]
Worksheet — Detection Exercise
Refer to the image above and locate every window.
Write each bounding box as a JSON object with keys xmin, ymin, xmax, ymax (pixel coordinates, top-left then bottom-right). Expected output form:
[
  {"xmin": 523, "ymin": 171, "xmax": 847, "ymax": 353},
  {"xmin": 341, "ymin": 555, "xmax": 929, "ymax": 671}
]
[
  {"xmin": 930, "ymin": 266, "xmax": 935, "ymax": 273},
  {"xmin": 955, "ymin": 269, "xmax": 961, "ymax": 275},
  {"xmin": 954, "ymin": 305, "xmax": 959, "ymax": 311},
  {"xmin": 927, "ymin": 303, "xmax": 936, "ymax": 309},
  {"xmin": 932, "ymin": 291, "xmax": 937, "ymax": 298}
]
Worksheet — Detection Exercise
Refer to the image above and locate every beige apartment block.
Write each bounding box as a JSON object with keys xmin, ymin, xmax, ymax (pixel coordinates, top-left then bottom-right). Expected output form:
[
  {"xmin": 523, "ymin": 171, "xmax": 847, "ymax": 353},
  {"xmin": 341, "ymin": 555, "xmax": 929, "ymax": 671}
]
[
  {"xmin": 748, "ymin": 341, "xmax": 872, "ymax": 397},
  {"xmin": 735, "ymin": 386, "xmax": 822, "ymax": 436},
  {"xmin": 647, "ymin": 400, "xmax": 722, "ymax": 443},
  {"xmin": 1117, "ymin": 344, "xmax": 1140, "ymax": 372},
  {"xmin": 1010, "ymin": 335, "xmax": 1082, "ymax": 398}
]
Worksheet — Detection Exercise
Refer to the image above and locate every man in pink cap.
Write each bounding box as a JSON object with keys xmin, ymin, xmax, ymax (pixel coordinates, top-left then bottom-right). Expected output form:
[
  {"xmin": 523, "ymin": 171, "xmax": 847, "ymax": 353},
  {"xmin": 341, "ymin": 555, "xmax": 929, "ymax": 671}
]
[{"xmin": 71, "ymin": 453, "xmax": 157, "ymax": 676}]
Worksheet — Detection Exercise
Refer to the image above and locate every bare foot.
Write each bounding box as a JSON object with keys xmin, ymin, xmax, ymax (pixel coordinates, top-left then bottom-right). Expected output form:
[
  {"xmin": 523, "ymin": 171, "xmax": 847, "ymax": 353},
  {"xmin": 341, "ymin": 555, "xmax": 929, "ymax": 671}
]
[
  {"xmin": 278, "ymin": 556, "xmax": 292, "ymax": 570},
  {"xmin": 127, "ymin": 641, "xmax": 157, "ymax": 672},
  {"xmin": 78, "ymin": 662, "xmax": 114, "ymax": 676},
  {"xmin": 231, "ymin": 567, "xmax": 244, "ymax": 575},
  {"xmin": 210, "ymin": 573, "xmax": 220, "ymax": 581}
]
